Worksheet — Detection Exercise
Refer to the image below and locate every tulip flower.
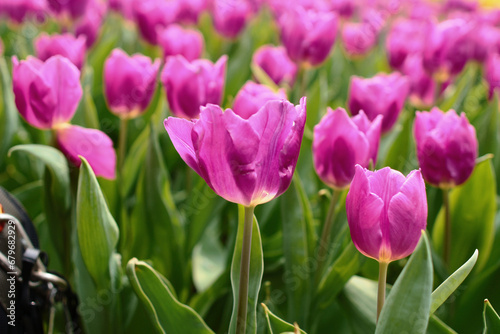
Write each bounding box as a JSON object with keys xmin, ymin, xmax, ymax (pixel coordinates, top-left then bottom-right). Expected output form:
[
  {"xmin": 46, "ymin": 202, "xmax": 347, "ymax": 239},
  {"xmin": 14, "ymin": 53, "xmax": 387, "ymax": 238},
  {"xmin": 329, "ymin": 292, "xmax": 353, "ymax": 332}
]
[
  {"xmin": 252, "ymin": 45, "xmax": 297, "ymax": 87},
  {"xmin": 161, "ymin": 55, "xmax": 227, "ymax": 119},
  {"xmin": 233, "ymin": 81, "xmax": 287, "ymax": 119},
  {"xmin": 330, "ymin": 0, "xmax": 355, "ymax": 18},
  {"xmin": 12, "ymin": 55, "xmax": 82, "ymax": 129},
  {"xmin": 34, "ymin": 33, "xmax": 87, "ymax": 70},
  {"xmin": 341, "ymin": 22, "xmax": 377, "ymax": 57},
  {"xmin": 0, "ymin": 0, "xmax": 46, "ymax": 23},
  {"xmin": 211, "ymin": 0, "xmax": 252, "ymax": 39},
  {"xmin": 278, "ymin": 7, "xmax": 338, "ymax": 66},
  {"xmin": 132, "ymin": 0, "xmax": 179, "ymax": 44},
  {"xmin": 348, "ymin": 72, "xmax": 410, "ymax": 133},
  {"xmin": 109, "ymin": 0, "xmax": 134, "ymax": 20},
  {"xmin": 157, "ymin": 24, "xmax": 204, "ymax": 61},
  {"xmin": 413, "ymin": 108, "xmax": 477, "ymax": 188},
  {"xmin": 313, "ymin": 107, "xmax": 382, "ymax": 190},
  {"xmin": 104, "ymin": 48, "xmax": 160, "ymax": 118},
  {"xmin": 75, "ymin": 0, "xmax": 107, "ymax": 48},
  {"xmin": 486, "ymin": 53, "xmax": 500, "ymax": 99},
  {"xmin": 401, "ymin": 54, "xmax": 436, "ymax": 108},
  {"xmin": 47, "ymin": 0, "xmax": 89, "ymax": 19},
  {"xmin": 176, "ymin": 0, "xmax": 207, "ymax": 24},
  {"xmin": 346, "ymin": 165, "xmax": 427, "ymax": 319},
  {"xmin": 56, "ymin": 124, "xmax": 116, "ymax": 179},
  {"xmin": 386, "ymin": 18, "xmax": 430, "ymax": 70}
]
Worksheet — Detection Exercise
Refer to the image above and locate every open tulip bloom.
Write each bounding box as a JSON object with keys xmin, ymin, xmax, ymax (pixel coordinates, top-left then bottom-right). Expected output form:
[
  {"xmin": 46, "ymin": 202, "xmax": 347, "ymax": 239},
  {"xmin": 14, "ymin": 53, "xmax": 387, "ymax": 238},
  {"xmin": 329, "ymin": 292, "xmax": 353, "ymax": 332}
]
[
  {"xmin": 346, "ymin": 165, "xmax": 428, "ymax": 320},
  {"xmin": 165, "ymin": 97, "xmax": 306, "ymax": 334}
]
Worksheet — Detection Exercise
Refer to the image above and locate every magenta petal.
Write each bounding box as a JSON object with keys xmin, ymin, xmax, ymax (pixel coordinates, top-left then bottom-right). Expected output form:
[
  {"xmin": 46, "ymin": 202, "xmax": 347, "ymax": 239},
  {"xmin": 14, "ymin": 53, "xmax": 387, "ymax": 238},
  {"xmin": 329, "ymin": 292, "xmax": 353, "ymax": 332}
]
[
  {"xmin": 163, "ymin": 117, "xmax": 200, "ymax": 175},
  {"xmin": 56, "ymin": 125, "xmax": 116, "ymax": 179}
]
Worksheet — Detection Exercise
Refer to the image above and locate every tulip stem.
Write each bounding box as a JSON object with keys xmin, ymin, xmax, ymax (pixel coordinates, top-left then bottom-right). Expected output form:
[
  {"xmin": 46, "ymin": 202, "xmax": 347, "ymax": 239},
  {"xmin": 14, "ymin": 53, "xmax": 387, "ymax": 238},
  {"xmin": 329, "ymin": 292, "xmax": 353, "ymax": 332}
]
[
  {"xmin": 118, "ymin": 117, "xmax": 128, "ymax": 172},
  {"xmin": 443, "ymin": 188, "xmax": 451, "ymax": 268},
  {"xmin": 377, "ymin": 261, "xmax": 389, "ymax": 322},
  {"xmin": 236, "ymin": 205, "xmax": 255, "ymax": 334},
  {"xmin": 315, "ymin": 189, "xmax": 342, "ymax": 283}
]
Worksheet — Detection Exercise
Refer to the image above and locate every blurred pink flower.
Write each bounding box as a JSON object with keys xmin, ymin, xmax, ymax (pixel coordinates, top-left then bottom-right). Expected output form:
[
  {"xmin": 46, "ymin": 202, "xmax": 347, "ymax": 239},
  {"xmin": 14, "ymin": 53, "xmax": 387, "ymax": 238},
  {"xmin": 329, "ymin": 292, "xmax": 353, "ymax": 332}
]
[
  {"xmin": 252, "ymin": 45, "xmax": 297, "ymax": 86},
  {"xmin": 132, "ymin": 0, "xmax": 178, "ymax": 44},
  {"xmin": 34, "ymin": 33, "xmax": 87, "ymax": 69},
  {"xmin": 157, "ymin": 24, "xmax": 204, "ymax": 61},
  {"xmin": 233, "ymin": 81, "xmax": 287, "ymax": 119},
  {"xmin": 341, "ymin": 22, "xmax": 377, "ymax": 57},
  {"xmin": 0, "ymin": 0, "xmax": 46, "ymax": 23},
  {"xmin": 211, "ymin": 0, "xmax": 253, "ymax": 39}
]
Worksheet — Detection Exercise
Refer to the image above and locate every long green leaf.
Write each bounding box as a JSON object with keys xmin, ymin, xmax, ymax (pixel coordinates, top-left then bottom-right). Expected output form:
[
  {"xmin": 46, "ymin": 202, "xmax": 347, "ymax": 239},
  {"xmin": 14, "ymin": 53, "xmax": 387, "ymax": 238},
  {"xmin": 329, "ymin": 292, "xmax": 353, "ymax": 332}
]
[
  {"xmin": 430, "ymin": 249, "xmax": 478, "ymax": 314},
  {"xmin": 261, "ymin": 304, "xmax": 307, "ymax": 334},
  {"xmin": 76, "ymin": 157, "xmax": 119, "ymax": 287},
  {"xmin": 127, "ymin": 258, "xmax": 214, "ymax": 334},
  {"xmin": 0, "ymin": 57, "xmax": 19, "ymax": 166},
  {"xmin": 375, "ymin": 233, "xmax": 433, "ymax": 334},
  {"xmin": 483, "ymin": 299, "xmax": 500, "ymax": 334},
  {"xmin": 228, "ymin": 205, "xmax": 264, "ymax": 334}
]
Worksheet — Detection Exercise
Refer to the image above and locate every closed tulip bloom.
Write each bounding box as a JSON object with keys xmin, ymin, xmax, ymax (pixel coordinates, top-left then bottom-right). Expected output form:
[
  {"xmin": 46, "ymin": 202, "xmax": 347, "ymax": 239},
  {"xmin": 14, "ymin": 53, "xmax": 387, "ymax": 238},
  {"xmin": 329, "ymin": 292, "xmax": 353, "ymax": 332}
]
[
  {"xmin": 233, "ymin": 81, "xmax": 287, "ymax": 119},
  {"xmin": 75, "ymin": 0, "xmax": 107, "ymax": 48},
  {"xmin": 161, "ymin": 55, "xmax": 227, "ymax": 119},
  {"xmin": 176, "ymin": 0, "xmax": 207, "ymax": 24},
  {"xmin": 348, "ymin": 72, "xmax": 410, "ymax": 133},
  {"xmin": 401, "ymin": 54, "xmax": 436, "ymax": 107},
  {"xmin": 279, "ymin": 7, "xmax": 338, "ymax": 66},
  {"xmin": 157, "ymin": 24, "xmax": 204, "ymax": 61},
  {"xmin": 47, "ymin": 0, "xmax": 89, "ymax": 19},
  {"xmin": 104, "ymin": 48, "xmax": 160, "ymax": 118},
  {"xmin": 164, "ymin": 97, "xmax": 306, "ymax": 206},
  {"xmin": 252, "ymin": 45, "xmax": 297, "ymax": 87},
  {"xmin": 486, "ymin": 53, "xmax": 500, "ymax": 99},
  {"xmin": 313, "ymin": 108, "xmax": 382, "ymax": 189},
  {"xmin": 414, "ymin": 108, "xmax": 478, "ymax": 188},
  {"xmin": 0, "ymin": 0, "xmax": 46, "ymax": 23},
  {"xmin": 386, "ymin": 18, "xmax": 429, "ymax": 70},
  {"xmin": 12, "ymin": 55, "xmax": 82, "ymax": 130},
  {"xmin": 341, "ymin": 22, "xmax": 377, "ymax": 57},
  {"xmin": 56, "ymin": 124, "xmax": 116, "ymax": 179},
  {"xmin": 34, "ymin": 33, "xmax": 87, "ymax": 69},
  {"xmin": 346, "ymin": 165, "xmax": 427, "ymax": 263},
  {"xmin": 211, "ymin": 0, "xmax": 252, "ymax": 39},
  {"xmin": 132, "ymin": 0, "xmax": 178, "ymax": 44}
]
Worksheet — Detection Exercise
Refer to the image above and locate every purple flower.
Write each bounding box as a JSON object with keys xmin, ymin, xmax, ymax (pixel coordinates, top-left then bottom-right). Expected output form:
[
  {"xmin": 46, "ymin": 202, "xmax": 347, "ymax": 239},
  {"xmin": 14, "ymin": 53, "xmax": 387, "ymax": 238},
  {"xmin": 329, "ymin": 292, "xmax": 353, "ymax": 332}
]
[
  {"xmin": 110, "ymin": 0, "xmax": 134, "ymax": 20},
  {"xmin": 34, "ymin": 33, "xmax": 87, "ymax": 70},
  {"xmin": 12, "ymin": 55, "xmax": 82, "ymax": 130},
  {"xmin": 401, "ymin": 54, "xmax": 436, "ymax": 108},
  {"xmin": 132, "ymin": 0, "xmax": 178, "ymax": 44},
  {"xmin": 75, "ymin": 0, "xmax": 107, "ymax": 48},
  {"xmin": 486, "ymin": 53, "xmax": 500, "ymax": 100},
  {"xmin": 176, "ymin": 0, "xmax": 207, "ymax": 24},
  {"xmin": 386, "ymin": 18, "xmax": 430, "ymax": 70},
  {"xmin": 341, "ymin": 22, "xmax": 377, "ymax": 57},
  {"xmin": 346, "ymin": 165, "xmax": 427, "ymax": 263},
  {"xmin": 233, "ymin": 81, "xmax": 287, "ymax": 119},
  {"xmin": 56, "ymin": 124, "xmax": 116, "ymax": 179},
  {"xmin": 157, "ymin": 24, "xmax": 204, "ymax": 61},
  {"xmin": 47, "ymin": 0, "xmax": 89, "ymax": 19},
  {"xmin": 313, "ymin": 108, "xmax": 382, "ymax": 189},
  {"xmin": 0, "ymin": 0, "xmax": 46, "ymax": 23},
  {"xmin": 164, "ymin": 97, "xmax": 306, "ymax": 207},
  {"xmin": 211, "ymin": 0, "xmax": 252, "ymax": 39},
  {"xmin": 348, "ymin": 72, "xmax": 410, "ymax": 133},
  {"xmin": 161, "ymin": 55, "xmax": 227, "ymax": 119},
  {"xmin": 252, "ymin": 45, "xmax": 297, "ymax": 87},
  {"xmin": 104, "ymin": 48, "xmax": 160, "ymax": 118},
  {"xmin": 278, "ymin": 7, "xmax": 338, "ymax": 66},
  {"xmin": 414, "ymin": 108, "xmax": 478, "ymax": 188}
]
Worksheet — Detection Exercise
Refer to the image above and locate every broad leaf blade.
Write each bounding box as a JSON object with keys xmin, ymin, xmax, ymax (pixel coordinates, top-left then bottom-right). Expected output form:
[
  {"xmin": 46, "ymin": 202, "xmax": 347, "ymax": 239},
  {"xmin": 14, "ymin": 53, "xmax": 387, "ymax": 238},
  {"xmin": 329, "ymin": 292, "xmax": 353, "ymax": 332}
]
[{"xmin": 483, "ymin": 299, "xmax": 500, "ymax": 334}]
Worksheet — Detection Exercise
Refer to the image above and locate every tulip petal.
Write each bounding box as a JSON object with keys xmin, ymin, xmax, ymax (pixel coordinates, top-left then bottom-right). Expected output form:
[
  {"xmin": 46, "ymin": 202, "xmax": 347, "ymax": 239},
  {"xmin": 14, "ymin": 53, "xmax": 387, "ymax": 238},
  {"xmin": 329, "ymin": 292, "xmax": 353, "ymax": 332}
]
[
  {"xmin": 164, "ymin": 117, "xmax": 200, "ymax": 175},
  {"xmin": 56, "ymin": 124, "xmax": 116, "ymax": 179}
]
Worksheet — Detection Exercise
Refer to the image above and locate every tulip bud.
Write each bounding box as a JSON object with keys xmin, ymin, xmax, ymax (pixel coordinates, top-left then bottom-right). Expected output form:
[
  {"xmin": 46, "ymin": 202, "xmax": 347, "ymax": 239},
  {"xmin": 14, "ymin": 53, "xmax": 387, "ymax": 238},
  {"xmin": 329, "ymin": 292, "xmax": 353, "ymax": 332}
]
[
  {"xmin": 346, "ymin": 165, "xmax": 427, "ymax": 263},
  {"xmin": 12, "ymin": 55, "xmax": 82, "ymax": 130},
  {"xmin": 56, "ymin": 124, "xmax": 116, "ymax": 179},
  {"xmin": 211, "ymin": 0, "xmax": 252, "ymax": 39},
  {"xmin": 161, "ymin": 55, "xmax": 227, "ymax": 119},
  {"xmin": 132, "ymin": 0, "xmax": 178, "ymax": 44},
  {"xmin": 414, "ymin": 108, "xmax": 478, "ymax": 188},
  {"xmin": 34, "ymin": 33, "xmax": 87, "ymax": 70},
  {"xmin": 233, "ymin": 81, "xmax": 286, "ymax": 119},
  {"xmin": 278, "ymin": 7, "xmax": 338, "ymax": 66},
  {"xmin": 252, "ymin": 45, "xmax": 297, "ymax": 87},
  {"xmin": 104, "ymin": 48, "xmax": 160, "ymax": 118},
  {"xmin": 341, "ymin": 22, "xmax": 377, "ymax": 57},
  {"xmin": 176, "ymin": 0, "xmax": 207, "ymax": 24},
  {"xmin": 401, "ymin": 54, "xmax": 436, "ymax": 108},
  {"xmin": 386, "ymin": 18, "xmax": 429, "ymax": 70},
  {"xmin": 486, "ymin": 53, "xmax": 500, "ymax": 99},
  {"xmin": 313, "ymin": 108, "xmax": 382, "ymax": 189},
  {"xmin": 164, "ymin": 97, "xmax": 307, "ymax": 207},
  {"xmin": 0, "ymin": 0, "xmax": 46, "ymax": 23},
  {"xmin": 75, "ymin": 0, "xmax": 107, "ymax": 48},
  {"xmin": 348, "ymin": 72, "xmax": 410, "ymax": 133},
  {"xmin": 157, "ymin": 24, "xmax": 204, "ymax": 61}
]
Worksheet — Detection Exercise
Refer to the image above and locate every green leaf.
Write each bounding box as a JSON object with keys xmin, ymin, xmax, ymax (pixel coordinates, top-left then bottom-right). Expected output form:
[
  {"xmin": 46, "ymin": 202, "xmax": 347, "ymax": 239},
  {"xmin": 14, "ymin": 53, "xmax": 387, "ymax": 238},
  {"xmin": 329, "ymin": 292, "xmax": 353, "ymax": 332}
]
[
  {"xmin": 339, "ymin": 276, "xmax": 377, "ymax": 333},
  {"xmin": 228, "ymin": 205, "xmax": 264, "ymax": 334},
  {"xmin": 430, "ymin": 249, "xmax": 478, "ymax": 314},
  {"xmin": 76, "ymin": 157, "xmax": 119, "ymax": 287},
  {"xmin": 315, "ymin": 242, "xmax": 365, "ymax": 309},
  {"xmin": 0, "ymin": 57, "xmax": 19, "ymax": 166},
  {"xmin": 483, "ymin": 299, "xmax": 500, "ymax": 334},
  {"xmin": 427, "ymin": 315, "xmax": 458, "ymax": 334},
  {"xmin": 127, "ymin": 258, "xmax": 214, "ymax": 334},
  {"xmin": 261, "ymin": 303, "xmax": 307, "ymax": 334},
  {"xmin": 432, "ymin": 158, "xmax": 496, "ymax": 272},
  {"xmin": 375, "ymin": 233, "xmax": 433, "ymax": 334},
  {"xmin": 383, "ymin": 110, "xmax": 417, "ymax": 174}
]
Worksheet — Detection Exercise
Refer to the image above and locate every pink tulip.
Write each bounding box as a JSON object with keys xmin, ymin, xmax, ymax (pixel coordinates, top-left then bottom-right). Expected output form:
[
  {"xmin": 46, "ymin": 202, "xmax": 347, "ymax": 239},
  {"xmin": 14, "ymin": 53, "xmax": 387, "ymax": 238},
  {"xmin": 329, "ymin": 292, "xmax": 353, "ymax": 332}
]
[
  {"xmin": 176, "ymin": 0, "xmax": 207, "ymax": 24},
  {"xmin": 341, "ymin": 22, "xmax": 377, "ymax": 57},
  {"xmin": 34, "ymin": 33, "xmax": 87, "ymax": 69},
  {"xmin": 56, "ymin": 124, "xmax": 116, "ymax": 179},
  {"xmin": 109, "ymin": 0, "xmax": 134, "ymax": 20},
  {"xmin": 252, "ymin": 45, "xmax": 297, "ymax": 87},
  {"xmin": 348, "ymin": 72, "xmax": 410, "ymax": 133},
  {"xmin": 486, "ymin": 53, "xmax": 500, "ymax": 100},
  {"xmin": 211, "ymin": 0, "xmax": 252, "ymax": 39},
  {"xmin": 75, "ymin": 0, "xmax": 107, "ymax": 48},
  {"xmin": 157, "ymin": 24, "xmax": 204, "ymax": 61},
  {"xmin": 12, "ymin": 55, "xmax": 82, "ymax": 130},
  {"xmin": 0, "ymin": 0, "xmax": 46, "ymax": 23},
  {"xmin": 278, "ymin": 7, "xmax": 338, "ymax": 66},
  {"xmin": 386, "ymin": 18, "xmax": 430, "ymax": 70},
  {"xmin": 313, "ymin": 108, "xmax": 382, "ymax": 189},
  {"xmin": 161, "ymin": 55, "xmax": 227, "ymax": 119},
  {"xmin": 233, "ymin": 81, "xmax": 287, "ymax": 119},
  {"xmin": 164, "ymin": 97, "xmax": 306, "ymax": 206},
  {"xmin": 346, "ymin": 165, "xmax": 427, "ymax": 262},
  {"xmin": 132, "ymin": 0, "xmax": 178, "ymax": 44},
  {"xmin": 47, "ymin": 0, "xmax": 89, "ymax": 19},
  {"xmin": 104, "ymin": 48, "xmax": 160, "ymax": 118},
  {"xmin": 401, "ymin": 54, "xmax": 436, "ymax": 107}
]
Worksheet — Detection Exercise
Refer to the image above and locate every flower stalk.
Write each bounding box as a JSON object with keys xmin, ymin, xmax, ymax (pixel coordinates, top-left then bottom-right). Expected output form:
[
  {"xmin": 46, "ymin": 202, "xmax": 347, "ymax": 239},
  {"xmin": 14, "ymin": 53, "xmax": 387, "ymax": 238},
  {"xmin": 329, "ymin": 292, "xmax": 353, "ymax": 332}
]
[
  {"xmin": 377, "ymin": 261, "xmax": 389, "ymax": 321},
  {"xmin": 443, "ymin": 187, "xmax": 451, "ymax": 268}
]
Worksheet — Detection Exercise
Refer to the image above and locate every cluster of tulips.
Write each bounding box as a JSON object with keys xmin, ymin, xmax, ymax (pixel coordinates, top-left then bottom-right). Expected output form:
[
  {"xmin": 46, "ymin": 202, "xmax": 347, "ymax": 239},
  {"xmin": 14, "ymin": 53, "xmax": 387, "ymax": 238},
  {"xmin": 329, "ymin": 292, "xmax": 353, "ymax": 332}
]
[{"xmin": 1, "ymin": 0, "xmax": 500, "ymax": 333}]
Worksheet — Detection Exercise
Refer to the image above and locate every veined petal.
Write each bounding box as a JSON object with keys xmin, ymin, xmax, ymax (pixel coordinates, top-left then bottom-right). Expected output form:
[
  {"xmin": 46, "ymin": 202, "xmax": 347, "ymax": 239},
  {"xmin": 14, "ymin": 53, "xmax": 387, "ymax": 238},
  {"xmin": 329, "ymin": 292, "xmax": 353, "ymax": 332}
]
[{"xmin": 164, "ymin": 117, "xmax": 200, "ymax": 175}]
